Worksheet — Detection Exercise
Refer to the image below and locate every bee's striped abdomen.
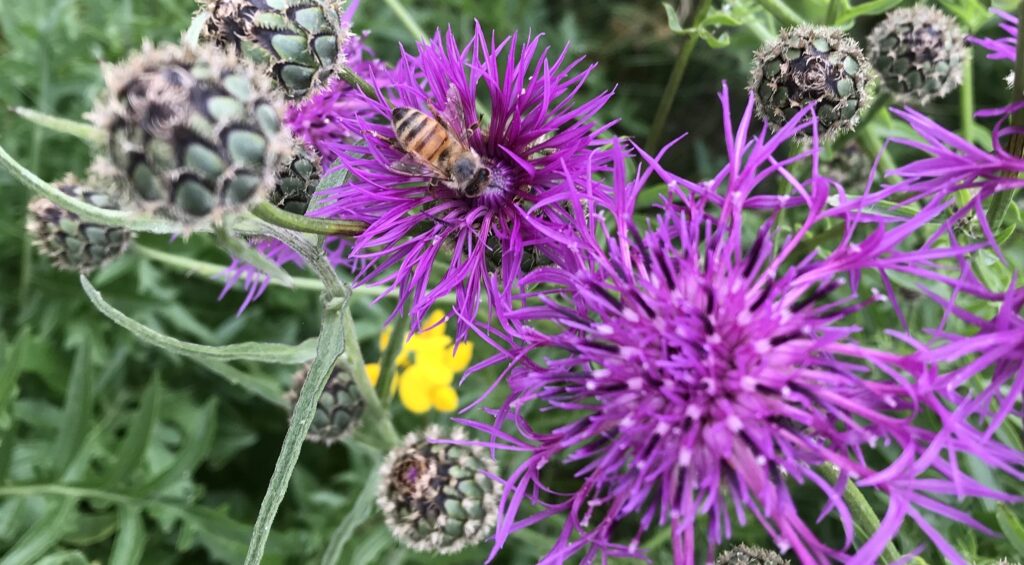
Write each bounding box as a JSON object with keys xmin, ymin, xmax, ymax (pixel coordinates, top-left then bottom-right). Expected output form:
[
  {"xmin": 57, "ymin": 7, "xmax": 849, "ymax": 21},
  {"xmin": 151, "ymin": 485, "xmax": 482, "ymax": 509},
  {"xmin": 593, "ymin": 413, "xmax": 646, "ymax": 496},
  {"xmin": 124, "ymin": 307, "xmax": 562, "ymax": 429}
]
[{"xmin": 392, "ymin": 107, "xmax": 455, "ymax": 166}]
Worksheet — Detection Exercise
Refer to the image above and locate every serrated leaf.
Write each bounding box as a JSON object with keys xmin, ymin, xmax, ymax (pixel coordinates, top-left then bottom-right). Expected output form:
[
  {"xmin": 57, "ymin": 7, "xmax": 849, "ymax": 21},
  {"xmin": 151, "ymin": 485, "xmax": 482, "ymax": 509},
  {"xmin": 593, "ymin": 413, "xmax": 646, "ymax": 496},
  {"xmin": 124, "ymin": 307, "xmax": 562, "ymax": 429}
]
[
  {"xmin": 52, "ymin": 346, "xmax": 93, "ymax": 479},
  {"xmin": 321, "ymin": 468, "xmax": 380, "ymax": 565},
  {"xmin": 110, "ymin": 508, "xmax": 146, "ymax": 565},
  {"xmin": 996, "ymin": 504, "xmax": 1024, "ymax": 557},
  {"xmin": 0, "ymin": 497, "xmax": 76, "ymax": 565},
  {"xmin": 106, "ymin": 377, "xmax": 161, "ymax": 484},
  {"xmin": 81, "ymin": 276, "xmax": 317, "ymax": 364}
]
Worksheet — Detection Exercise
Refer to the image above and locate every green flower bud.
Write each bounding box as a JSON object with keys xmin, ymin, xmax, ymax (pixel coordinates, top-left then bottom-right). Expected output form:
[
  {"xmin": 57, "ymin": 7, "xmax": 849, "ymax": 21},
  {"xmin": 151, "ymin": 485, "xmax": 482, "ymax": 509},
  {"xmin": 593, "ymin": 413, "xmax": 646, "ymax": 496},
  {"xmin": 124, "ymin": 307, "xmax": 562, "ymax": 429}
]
[
  {"xmin": 749, "ymin": 25, "xmax": 874, "ymax": 140},
  {"xmin": 377, "ymin": 426, "xmax": 501, "ymax": 555},
  {"xmin": 867, "ymin": 5, "xmax": 967, "ymax": 105},
  {"xmin": 26, "ymin": 177, "xmax": 132, "ymax": 273},
  {"xmin": 820, "ymin": 141, "xmax": 874, "ymax": 190},
  {"xmin": 288, "ymin": 360, "xmax": 364, "ymax": 444},
  {"xmin": 197, "ymin": 0, "xmax": 348, "ymax": 99},
  {"xmin": 715, "ymin": 544, "xmax": 790, "ymax": 565},
  {"xmin": 90, "ymin": 42, "xmax": 292, "ymax": 226},
  {"xmin": 270, "ymin": 145, "xmax": 320, "ymax": 214}
]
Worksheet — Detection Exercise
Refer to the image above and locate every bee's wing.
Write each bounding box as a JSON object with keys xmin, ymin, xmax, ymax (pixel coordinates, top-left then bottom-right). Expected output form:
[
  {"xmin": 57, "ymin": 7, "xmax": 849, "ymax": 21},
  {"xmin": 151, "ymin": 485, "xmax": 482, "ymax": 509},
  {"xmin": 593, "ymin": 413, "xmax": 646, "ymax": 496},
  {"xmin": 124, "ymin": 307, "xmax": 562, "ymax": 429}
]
[
  {"xmin": 390, "ymin": 152, "xmax": 447, "ymax": 180},
  {"xmin": 438, "ymin": 84, "xmax": 472, "ymax": 145}
]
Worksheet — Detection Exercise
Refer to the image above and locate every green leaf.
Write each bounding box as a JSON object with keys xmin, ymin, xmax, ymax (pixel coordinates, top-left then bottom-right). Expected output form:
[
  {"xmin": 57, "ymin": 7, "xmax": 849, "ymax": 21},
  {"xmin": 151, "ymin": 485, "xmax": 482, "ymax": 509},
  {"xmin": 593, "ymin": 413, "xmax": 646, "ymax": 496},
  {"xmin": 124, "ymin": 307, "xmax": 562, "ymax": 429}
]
[
  {"xmin": 10, "ymin": 107, "xmax": 104, "ymax": 143},
  {"xmin": 0, "ymin": 331, "xmax": 30, "ymax": 431},
  {"xmin": 184, "ymin": 11, "xmax": 209, "ymax": 47},
  {"xmin": 52, "ymin": 346, "xmax": 93, "ymax": 479},
  {"xmin": 0, "ymin": 497, "xmax": 76, "ymax": 565},
  {"xmin": 110, "ymin": 508, "xmax": 146, "ymax": 565},
  {"xmin": 188, "ymin": 357, "xmax": 287, "ymax": 407},
  {"xmin": 348, "ymin": 526, "xmax": 392, "ymax": 565},
  {"xmin": 33, "ymin": 550, "xmax": 90, "ymax": 565},
  {"xmin": 321, "ymin": 468, "xmax": 380, "ymax": 565},
  {"xmin": 105, "ymin": 377, "xmax": 161, "ymax": 484},
  {"xmin": 142, "ymin": 398, "xmax": 218, "ymax": 493},
  {"xmin": 996, "ymin": 504, "xmax": 1024, "ymax": 557},
  {"xmin": 81, "ymin": 276, "xmax": 317, "ymax": 364},
  {"xmin": 836, "ymin": 0, "xmax": 904, "ymax": 25}
]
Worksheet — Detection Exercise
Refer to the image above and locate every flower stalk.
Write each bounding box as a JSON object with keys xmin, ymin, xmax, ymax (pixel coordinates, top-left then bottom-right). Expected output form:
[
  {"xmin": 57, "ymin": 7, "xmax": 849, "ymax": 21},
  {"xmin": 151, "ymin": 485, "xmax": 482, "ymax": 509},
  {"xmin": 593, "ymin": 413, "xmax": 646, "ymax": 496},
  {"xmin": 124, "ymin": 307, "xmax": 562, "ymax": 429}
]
[{"xmin": 645, "ymin": 0, "xmax": 713, "ymax": 153}]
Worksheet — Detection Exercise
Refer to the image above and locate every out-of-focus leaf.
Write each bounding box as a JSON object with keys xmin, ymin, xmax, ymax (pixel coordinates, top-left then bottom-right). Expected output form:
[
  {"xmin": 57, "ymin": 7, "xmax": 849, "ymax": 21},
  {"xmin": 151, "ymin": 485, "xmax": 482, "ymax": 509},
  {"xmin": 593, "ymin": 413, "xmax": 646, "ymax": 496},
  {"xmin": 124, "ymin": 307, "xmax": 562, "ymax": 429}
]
[
  {"xmin": 142, "ymin": 398, "xmax": 218, "ymax": 493},
  {"xmin": 81, "ymin": 276, "xmax": 317, "ymax": 364},
  {"xmin": 662, "ymin": 2, "xmax": 733, "ymax": 48},
  {"xmin": 10, "ymin": 107, "xmax": 103, "ymax": 143},
  {"xmin": 996, "ymin": 504, "xmax": 1024, "ymax": 557},
  {"xmin": 0, "ymin": 497, "xmax": 76, "ymax": 565},
  {"xmin": 187, "ymin": 357, "xmax": 286, "ymax": 406},
  {"xmin": 52, "ymin": 346, "xmax": 92, "ymax": 479},
  {"xmin": 109, "ymin": 508, "xmax": 146, "ymax": 565},
  {"xmin": 321, "ymin": 467, "xmax": 380, "ymax": 565},
  {"xmin": 0, "ymin": 331, "xmax": 29, "ymax": 431},
  {"xmin": 836, "ymin": 0, "xmax": 903, "ymax": 25},
  {"xmin": 348, "ymin": 526, "xmax": 392, "ymax": 565},
  {"xmin": 33, "ymin": 550, "xmax": 90, "ymax": 565},
  {"xmin": 105, "ymin": 377, "xmax": 161, "ymax": 484}
]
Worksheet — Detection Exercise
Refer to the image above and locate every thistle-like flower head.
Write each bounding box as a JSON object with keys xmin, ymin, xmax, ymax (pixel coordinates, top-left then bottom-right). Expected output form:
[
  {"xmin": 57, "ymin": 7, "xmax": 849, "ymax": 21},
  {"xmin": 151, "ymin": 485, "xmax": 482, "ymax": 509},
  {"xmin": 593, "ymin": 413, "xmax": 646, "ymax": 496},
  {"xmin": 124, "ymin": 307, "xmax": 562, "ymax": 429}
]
[
  {"xmin": 26, "ymin": 177, "xmax": 133, "ymax": 273},
  {"xmin": 377, "ymin": 425, "xmax": 501, "ymax": 555},
  {"xmin": 287, "ymin": 360, "xmax": 364, "ymax": 444},
  {"xmin": 867, "ymin": 5, "xmax": 967, "ymax": 105},
  {"xmin": 750, "ymin": 25, "xmax": 874, "ymax": 139},
  {"xmin": 467, "ymin": 86, "xmax": 1021, "ymax": 564},
  {"xmin": 307, "ymin": 24, "xmax": 616, "ymax": 339},
  {"xmin": 90, "ymin": 42, "xmax": 292, "ymax": 226}
]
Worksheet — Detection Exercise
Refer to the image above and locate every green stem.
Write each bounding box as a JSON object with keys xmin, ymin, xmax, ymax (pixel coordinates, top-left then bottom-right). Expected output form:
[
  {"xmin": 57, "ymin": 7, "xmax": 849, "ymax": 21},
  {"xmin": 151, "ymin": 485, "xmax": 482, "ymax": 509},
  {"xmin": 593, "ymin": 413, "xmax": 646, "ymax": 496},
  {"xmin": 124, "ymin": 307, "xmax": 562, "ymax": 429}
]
[
  {"xmin": 134, "ymin": 244, "xmax": 458, "ymax": 305},
  {"xmin": 959, "ymin": 50, "xmax": 975, "ymax": 143},
  {"xmin": 381, "ymin": 0, "xmax": 428, "ymax": 41},
  {"xmin": 825, "ymin": 0, "xmax": 842, "ymax": 25},
  {"xmin": 754, "ymin": 0, "xmax": 803, "ymax": 27},
  {"xmin": 343, "ymin": 306, "xmax": 400, "ymax": 446},
  {"xmin": 261, "ymin": 225, "xmax": 400, "ymax": 446},
  {"xmin": 250, "ymin": 202, "xmax": 367, "ymax": 236},
  {"xmin": 9, "ymin": 107, "xmax": 103, "ymax": 143},
  {"xmin": 376, "ymin": 314, "xmax": 410, "ymax": 404},
  {"xmin": 244, "ymin": 293, "xmax": 348, "ymax": 565},
  {"xmin": 645, "ymin": 0, "xmax": 713, "ymax": 154},
  {"xmin": 0, "ymin": 142, "xmax": 184, "ymax": 234},
  {"xmin": 818, "ymin": 464, "xmax": 902, "ymax": 564}
]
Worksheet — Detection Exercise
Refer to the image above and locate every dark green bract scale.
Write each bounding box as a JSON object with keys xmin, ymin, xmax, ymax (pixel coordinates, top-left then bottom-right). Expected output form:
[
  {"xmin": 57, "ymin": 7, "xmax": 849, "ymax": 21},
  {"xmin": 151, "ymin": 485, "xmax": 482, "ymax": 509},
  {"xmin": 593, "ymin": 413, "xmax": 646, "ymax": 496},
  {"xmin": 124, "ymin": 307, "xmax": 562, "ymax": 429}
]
[
  {"xmin": 199, "ymin": 0, "xmax": 346, "ymax": 99},
  {"xmin": 377, "ymin": 427, "xmax": 501, "ymax": 555},
  {"xmin": 26, "ymin": 180, "xmax": 132, "ymax": 274},
  {"xmin": 749, "ymin": 25, "xmax": 874, "ymax": 139},
  {"xmin": 270, "ymin": 147, "xmax": 321, "ymax": 214},
  {"xmin": 288, "ymin": 360, "xmax": 364, "ymax": 444},
  {"xmin": 92, "ymin": 43, "xmax": 290, "ymax": 224},
  {"xmin": 715, "ymin": 544, "xmax": 790, "ymax": 565},
  {"xmin": 867, "ymin": 5, "xmax": 966, "ymax": 105}
]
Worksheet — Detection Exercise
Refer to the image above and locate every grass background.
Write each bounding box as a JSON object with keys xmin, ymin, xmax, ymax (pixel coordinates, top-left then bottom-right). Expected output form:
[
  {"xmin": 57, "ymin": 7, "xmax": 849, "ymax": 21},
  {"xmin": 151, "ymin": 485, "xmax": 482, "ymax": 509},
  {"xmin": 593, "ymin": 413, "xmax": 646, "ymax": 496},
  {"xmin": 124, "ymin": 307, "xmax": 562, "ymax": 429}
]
[{"xmin": 0, "ymin": 0, "xmax": 1020, "ymax": 563}]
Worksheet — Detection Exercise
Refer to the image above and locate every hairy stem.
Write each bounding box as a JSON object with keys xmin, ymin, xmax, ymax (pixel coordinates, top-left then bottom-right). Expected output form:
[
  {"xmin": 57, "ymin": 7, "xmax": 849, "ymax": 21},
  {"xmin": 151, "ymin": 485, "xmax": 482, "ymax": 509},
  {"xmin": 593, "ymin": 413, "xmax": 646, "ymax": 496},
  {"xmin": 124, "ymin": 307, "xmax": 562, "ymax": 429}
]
[
  {"xmin": 251, "ymin": 202, "xmax": 368, "ymax": 236},
  {"xmin": 376, "ymin": 313, "xmax": 410, "ymax": 404},
  {"xmin": 818, "ymin": 464, "xmax": 902, "ymax": 564},
  {"xmin": 645, "ymin": 0, "xmax": 713, "ymax": 154}
]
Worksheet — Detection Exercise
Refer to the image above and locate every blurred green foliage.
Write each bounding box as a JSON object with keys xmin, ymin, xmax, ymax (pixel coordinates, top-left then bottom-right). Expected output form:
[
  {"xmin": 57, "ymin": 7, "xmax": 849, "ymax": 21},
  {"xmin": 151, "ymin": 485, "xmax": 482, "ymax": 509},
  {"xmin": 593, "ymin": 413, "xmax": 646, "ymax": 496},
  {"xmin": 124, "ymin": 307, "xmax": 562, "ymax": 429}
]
[{"xmin": 0, "ymin": 0, "xmax": 1022, "ymax": 563}]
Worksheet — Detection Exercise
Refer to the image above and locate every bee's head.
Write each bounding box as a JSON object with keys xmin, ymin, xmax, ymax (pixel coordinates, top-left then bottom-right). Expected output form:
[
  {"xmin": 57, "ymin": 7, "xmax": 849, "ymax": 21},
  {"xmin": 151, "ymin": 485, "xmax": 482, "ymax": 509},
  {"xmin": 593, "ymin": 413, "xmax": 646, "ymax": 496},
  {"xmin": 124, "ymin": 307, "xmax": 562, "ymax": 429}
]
[{"xmin": 451, "ymin": 154, "xmax": 489, "ymax": 198}]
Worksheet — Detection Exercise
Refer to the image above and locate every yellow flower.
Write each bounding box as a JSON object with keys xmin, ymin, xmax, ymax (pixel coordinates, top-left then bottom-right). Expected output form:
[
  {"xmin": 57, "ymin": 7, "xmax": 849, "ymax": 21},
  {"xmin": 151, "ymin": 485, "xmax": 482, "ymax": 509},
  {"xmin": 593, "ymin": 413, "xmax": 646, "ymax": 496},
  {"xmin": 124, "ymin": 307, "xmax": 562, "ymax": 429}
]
[
  {"xmin": 365, "ymin": 362, "xmax": 397, "ymax": 394},
  {"xmin": 375, "ymin": 310, "xmax": 470, "ymax": 414}
]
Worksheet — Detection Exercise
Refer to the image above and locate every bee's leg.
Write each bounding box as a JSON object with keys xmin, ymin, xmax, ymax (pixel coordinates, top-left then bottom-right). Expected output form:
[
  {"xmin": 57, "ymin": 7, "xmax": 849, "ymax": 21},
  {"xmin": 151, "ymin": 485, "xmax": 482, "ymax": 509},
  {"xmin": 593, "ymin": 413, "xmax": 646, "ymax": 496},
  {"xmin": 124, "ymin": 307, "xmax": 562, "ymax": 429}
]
[{"xmin": 368, "ymin": 129, "xmax": 404, "ymax": 151}]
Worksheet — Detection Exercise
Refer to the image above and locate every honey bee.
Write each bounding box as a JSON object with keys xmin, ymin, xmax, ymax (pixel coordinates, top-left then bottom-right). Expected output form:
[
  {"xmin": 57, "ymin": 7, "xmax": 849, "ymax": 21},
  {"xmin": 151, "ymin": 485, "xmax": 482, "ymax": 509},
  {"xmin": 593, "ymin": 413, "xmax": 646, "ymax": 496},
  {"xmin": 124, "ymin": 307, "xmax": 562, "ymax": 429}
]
[{"xmin": 389, "ymin": 89, "xmax": 491, "ymax": 198}]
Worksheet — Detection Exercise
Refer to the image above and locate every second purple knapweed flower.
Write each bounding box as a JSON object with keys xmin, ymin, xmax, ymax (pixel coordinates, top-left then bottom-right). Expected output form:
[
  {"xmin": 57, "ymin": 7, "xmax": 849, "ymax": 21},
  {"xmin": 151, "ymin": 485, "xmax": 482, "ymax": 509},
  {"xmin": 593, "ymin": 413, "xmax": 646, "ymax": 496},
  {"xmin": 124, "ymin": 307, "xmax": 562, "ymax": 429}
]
[
  {"xmin": 311, "ymin": 24, "xmax": 616, "ymax": 338},
  {"xmin": 464, "ymin": 87, "xmax": 1020, "ymax": 564}
]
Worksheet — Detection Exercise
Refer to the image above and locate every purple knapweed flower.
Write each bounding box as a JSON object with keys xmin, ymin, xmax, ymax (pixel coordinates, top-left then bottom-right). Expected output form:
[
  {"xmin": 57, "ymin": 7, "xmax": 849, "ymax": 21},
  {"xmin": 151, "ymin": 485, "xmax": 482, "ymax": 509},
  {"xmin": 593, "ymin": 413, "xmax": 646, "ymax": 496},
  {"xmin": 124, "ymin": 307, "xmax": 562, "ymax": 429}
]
[
  {"xmin": 970, "ymin": 9, "xmax": 1017, "ymax": 62},
  {"xmin": 886, "ymin": 100, "xmax": 1024, "ymax": 251},
  {"xmin": 459, "ymin": 86, "xmax": 1020, "ymax": 565},
  {"xmin": 307, "ymin": 24, "xmax": 616, "ymax": 339}
]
